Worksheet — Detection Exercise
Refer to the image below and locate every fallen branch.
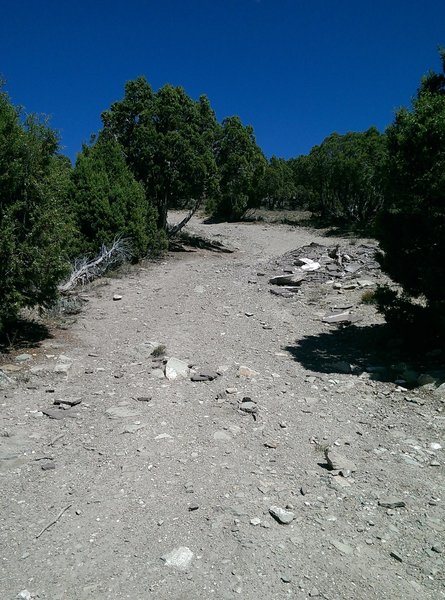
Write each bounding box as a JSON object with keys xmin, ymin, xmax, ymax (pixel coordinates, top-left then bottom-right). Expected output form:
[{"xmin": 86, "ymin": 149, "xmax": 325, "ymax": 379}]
[
  {"xmin": 35, "ymin": 504, "xmax": 72, "ymax": 539},
  {"xmin": 170, "ymin": 230, "xmax": 234, "ymax": 253},
  {"xmin": 167, "ymin": 197, "xmax": 202, "ymax": 238},
  {"xmin": 59, "ymin": 237, "xmax": 131, "ymax": 294}
]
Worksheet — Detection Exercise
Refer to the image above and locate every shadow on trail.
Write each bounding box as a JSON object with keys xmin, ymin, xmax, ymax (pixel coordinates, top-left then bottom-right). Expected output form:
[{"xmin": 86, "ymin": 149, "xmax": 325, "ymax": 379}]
[
  {"xmin": 285, "ymin": 324, "xmax": 403, "ymax": 381},
  {"xmin": 0, "ymin": 319, "xmax": 52, "ymax": 355}
]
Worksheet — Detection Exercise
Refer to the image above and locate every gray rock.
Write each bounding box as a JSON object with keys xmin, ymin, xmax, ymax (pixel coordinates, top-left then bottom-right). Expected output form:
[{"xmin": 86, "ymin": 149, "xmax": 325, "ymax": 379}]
[
  {"xmin": 269, "ymin": 274, "xmax": 305, "ymax": 286},
  {"xmin": 323, "ymin": 312, "xmax": 360, "ymax": 324},
  {"xmin": 54, "ymin": 362, "xmax": 72, "ymax": 375},
  {"xmin": 269, "ymin": 505, "xmax": 295, "ymax": 524},
  {"xmin": 133, "ymin": 341, "xmax": 162, "ymax": 359},
  {"xmin": 161, "ymin": 546, "xmax": 194, "ymax": 570},
  {"xmin": 15, "ymin": 353, "xmax": 32, "ymax": 362},
  {"xmin": 165, "ymin": 357, "xmax": 190, "ymax": 380},
  {"xmin": 0, "ymin": 369, "xmax": 13, "ymax": 387},
  {"xmin": 378, "ymin": 498, "xmax": 406, "ymax": 509},
  {"xmin": 112, "ymin": 294, "xmax": 122, "ymax": 301},
  {"xmin": 42, "ymin": 407, "xmax": 76, "ymax": 420},
  {"xmin": 106, "ymin": 404, "xmax": 140, "ymax": 419},
  {"xmin": 332, "ymin": 540, "xmax": 353, "ymax": 555},
  {"xmin": 239, "ymin": 399, "xmax": 257, "ymax": 414},
  {"xmin": 357, "ymin": 279, "xmax": 375, "ymax": 288},
  {"xmin": 151, "ymin": 368, "xmax": 165, "ymax": 379},
  {"xmin": 191, "ymin": 370, "xmax": 218, "ymax": 382},
  {"xmin": 325, "ymin": 448, "xmax": 357, "ymax": 472}
]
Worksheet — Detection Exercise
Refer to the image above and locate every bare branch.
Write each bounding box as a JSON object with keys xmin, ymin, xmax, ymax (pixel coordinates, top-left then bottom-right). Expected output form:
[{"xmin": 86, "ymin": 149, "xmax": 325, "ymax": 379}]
[{"xmin": 58, "ymin": 237, "xmax": 131, "ymax": 293}]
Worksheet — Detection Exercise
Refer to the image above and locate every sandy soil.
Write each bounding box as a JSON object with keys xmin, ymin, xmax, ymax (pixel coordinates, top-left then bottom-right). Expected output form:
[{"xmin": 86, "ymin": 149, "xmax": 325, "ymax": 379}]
[{"xmin": 1, "ymin": 215, "xmax": 444, "ymax": 600}]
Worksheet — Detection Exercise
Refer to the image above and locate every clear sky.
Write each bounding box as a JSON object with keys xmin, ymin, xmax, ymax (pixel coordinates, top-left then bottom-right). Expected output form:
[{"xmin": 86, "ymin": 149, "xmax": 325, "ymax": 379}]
[{"xmin": 1, "ymin": 1, "xmax": 444, "ymax": 162}]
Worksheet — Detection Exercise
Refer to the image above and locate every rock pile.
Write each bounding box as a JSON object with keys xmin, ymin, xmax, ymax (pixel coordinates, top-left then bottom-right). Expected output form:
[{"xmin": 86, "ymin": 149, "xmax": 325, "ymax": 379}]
[{"xmin": 268, "ymin": 242, "xmax": 381, "ymax": 294}]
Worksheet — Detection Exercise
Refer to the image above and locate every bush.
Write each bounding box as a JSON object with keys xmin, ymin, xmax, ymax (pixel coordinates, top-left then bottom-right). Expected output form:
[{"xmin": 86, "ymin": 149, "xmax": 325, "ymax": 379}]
[
  {"xmin": 376, "ymin": 51, "xmax": 445, "ymax": 343},
  {"xmin": 0, "ymin": 88, "xmax": 71, "ymax": 332},
  {"xmin": 71, "ymin": 139, "xmax": 166, "ymax": 260}
]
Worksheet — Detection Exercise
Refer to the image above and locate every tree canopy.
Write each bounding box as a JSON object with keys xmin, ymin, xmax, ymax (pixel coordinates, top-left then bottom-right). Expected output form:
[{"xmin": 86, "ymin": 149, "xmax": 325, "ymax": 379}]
[{"xmin": 100, "ymin": 77, "xmax": 219, "ymax": 229}]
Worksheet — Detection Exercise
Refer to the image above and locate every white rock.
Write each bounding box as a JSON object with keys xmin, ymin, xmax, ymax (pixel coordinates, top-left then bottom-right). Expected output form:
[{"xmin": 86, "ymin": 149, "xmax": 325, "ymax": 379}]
[
  {"xmin": 430, "ymin": 443, "xmax": 442, "ymax": 450},
  {"xmin": 237, "ymin": 365, "xmax": 259, "ymax": 378},
  {"xmin": 269, "ymin": 505, "xmax": 295, "ymax": 524},
  {"xmin": 113, "ymin": 294, "xmax": 122, "ymax": 301},
  {"xmin": 161, "ymin": 546, "xmax": 194, "ymax": 570},
  {"xmin": 165, "ymin": 358, "xmax": 190, "ymax": 380}
]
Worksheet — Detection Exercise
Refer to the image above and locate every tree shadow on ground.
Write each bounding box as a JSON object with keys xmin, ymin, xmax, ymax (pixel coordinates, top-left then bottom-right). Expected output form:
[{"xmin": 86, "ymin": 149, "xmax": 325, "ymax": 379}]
[
  {"xmin": 0, "ymin": 319, "xmax": 52, "ymax": 355},
  {"xmin": 284, "ymin": 323, "xmax": 440, "ymax": 381},
  {"xmin": 295, "ymin": 214, "xmax": 374, "ymax": 238}
]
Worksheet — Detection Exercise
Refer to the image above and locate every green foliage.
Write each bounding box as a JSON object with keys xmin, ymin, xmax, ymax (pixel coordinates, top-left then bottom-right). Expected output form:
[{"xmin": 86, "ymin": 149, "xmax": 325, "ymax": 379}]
[
  {"xmin": 213, "ymin": 116, "xmax": 267, "ymax": 220},
  {"xmin": 288, "ymin": 129, "xmax": 387, "ymax": 227},
  {"xmin": 0, "ymin": 87, "xmax": 71, "ymax": 331},
  {"xmin": 376, "ymin": 51, "xmax": 445, "ymax": 341},
  {"xmin": 259, "ymin": 156, "xmax": 297, "ymax": 210},
  {"xmin": 100, "ymin": 77, "xmax": 219, "ymax": 230},
  {"xmin": 71, "ymin": 139, "xmax": 165, "ymax": 260}
]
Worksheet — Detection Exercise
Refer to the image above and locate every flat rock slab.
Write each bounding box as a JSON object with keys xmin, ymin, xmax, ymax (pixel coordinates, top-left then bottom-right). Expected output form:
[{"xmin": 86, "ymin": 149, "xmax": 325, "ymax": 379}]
[
  {"xmin": 165, "ymin": 357, "xmax": 190, "ymax": 380},
  {"xmin": 322, "ymin": 312, "xmax": 360, "ymax": 324},
  {"xmin": 42, "ymin": 407, "xmax": 76, "ymax": 420},
  {"xmin": 378, "ymin": 498, "xmax": 406, "ymax": 509},
  {"xmin": 269, "ymin": 275, "xmax": 305, "ymax": 286},
  {"xmin": 106, "ymin": 405, "xmax": 140, "ymax": 419},
  {"xmin": 161, "ymin": 546, "xmax": 194, "ymax": 570},
  {"xmin": 332, "ymin": 540, "xmax": 353, "ymax": 555},
  {"xmin": 269, "ymin": 506, "xmax": 295, "ymax": 524},
  {"xmin": 191, "ymin": 370, "xmax": 218, "ymax": 382}
]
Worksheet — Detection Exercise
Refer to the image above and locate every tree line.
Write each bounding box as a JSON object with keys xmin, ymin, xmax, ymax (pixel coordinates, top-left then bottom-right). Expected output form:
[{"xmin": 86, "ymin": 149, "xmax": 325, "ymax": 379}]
[{"xmin": 1, "ymin": 51, "xmax": 444, "ymax": 343}]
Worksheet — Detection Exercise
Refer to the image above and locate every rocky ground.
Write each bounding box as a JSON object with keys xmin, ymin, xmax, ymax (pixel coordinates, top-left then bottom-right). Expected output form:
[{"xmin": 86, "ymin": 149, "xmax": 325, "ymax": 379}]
[{"xmin": 1, "ymin": 214, "xmax": 444, "ymax": 600}]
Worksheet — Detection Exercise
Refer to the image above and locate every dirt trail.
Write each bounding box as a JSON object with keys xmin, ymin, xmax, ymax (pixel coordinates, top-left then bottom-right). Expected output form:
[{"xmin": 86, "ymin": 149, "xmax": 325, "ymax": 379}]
[{"xmin": 1, "ymin": 216, "xmax": 444, "ymax": 600}]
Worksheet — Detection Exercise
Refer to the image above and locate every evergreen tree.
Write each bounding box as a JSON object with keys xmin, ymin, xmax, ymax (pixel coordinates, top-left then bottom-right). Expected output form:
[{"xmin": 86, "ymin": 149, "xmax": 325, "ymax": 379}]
[
  {"xmin": 0, "ymin": 87, "xmax": 71, "ymax": 331},
  {"xmin": 71, "ymin": 139, "xmax": 164, "ymax": 260},
  {"xmin": 375, "ymin": 50, "xmax": 445, "ymax": 340}
]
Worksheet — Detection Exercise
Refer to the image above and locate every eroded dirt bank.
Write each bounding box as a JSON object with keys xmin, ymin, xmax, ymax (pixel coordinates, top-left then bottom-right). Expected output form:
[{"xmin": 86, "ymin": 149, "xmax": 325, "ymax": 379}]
[{"xmin": 1, "ymin": 216, "xmax": 444, "ymax": 600}]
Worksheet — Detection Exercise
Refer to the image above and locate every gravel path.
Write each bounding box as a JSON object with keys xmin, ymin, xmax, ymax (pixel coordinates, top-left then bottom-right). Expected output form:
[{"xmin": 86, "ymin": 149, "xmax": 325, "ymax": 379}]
[{"xmin": 1, "ymin": 216, "xmax": 444, "ymax": 600}]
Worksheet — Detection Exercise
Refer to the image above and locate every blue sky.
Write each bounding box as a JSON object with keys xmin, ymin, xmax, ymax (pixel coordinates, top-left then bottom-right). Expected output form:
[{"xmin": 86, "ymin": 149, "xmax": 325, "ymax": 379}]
[{"xmin": 1, "ymin": 1, "xmax": 444, "ymax": 162}]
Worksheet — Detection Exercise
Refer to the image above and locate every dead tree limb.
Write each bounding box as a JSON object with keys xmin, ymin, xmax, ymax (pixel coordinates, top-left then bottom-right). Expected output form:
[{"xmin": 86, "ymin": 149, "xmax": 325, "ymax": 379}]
[
  {"xmin": 167, "ymin": 197, "xmax": 202, "ymax": 238},
  {"xmin": 59, "ymin": 237, "xmax": 131, "ymax": 294}
]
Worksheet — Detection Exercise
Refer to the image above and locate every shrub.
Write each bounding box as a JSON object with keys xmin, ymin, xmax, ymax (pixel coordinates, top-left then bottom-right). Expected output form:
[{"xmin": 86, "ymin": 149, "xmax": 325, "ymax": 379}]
[
  {"xmin": 0, "ymin": 88, "xmax": 71, "ymax": 331},
  {"xmin": 376, "ymin": 51, "xmax": 445, "ymax": 343},
  {"xmin": 71, "ymin": 139, "xmax": 166, "ymax": 260}
]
